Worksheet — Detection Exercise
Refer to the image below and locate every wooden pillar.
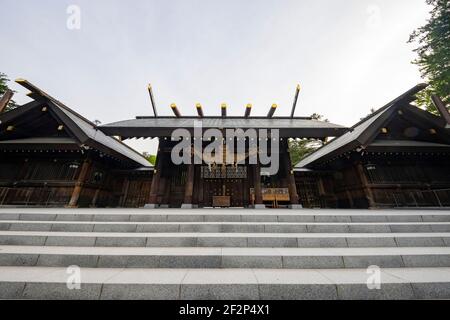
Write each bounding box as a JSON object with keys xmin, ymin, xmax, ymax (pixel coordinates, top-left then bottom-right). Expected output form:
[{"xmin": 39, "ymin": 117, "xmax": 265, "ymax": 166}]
[
  {"xmin": 147, "ymin": 147, "xmax": 164, "ymax": 207},
  {"xmin": 243, "ymin": 171, "xmax": 249, "ymax": 207},
  {"xmin": 317, "ymin": 176, "xmax": 325, "ymax": 195},
  {"xmin": 91, "ymin": 188, "xmax": 101, "ymax": 207},
  {"xmin": 160, "ymin": 176, "xmax": 170, "ymax": 206},
  {"xmin": 68, "ymin": 157, "xmax": 92, "ymax": 208},
  {"xmin": 192, "ymin": 165, "xmax": 201, "ymax": 206},
  {"xmin": 253, "ymin": 164, "xmax": 263, "ymax": 207},
  {"xmin": 16, "ymin": 158, "xmax": 30, "ymax": 181},
  {"xmin": 198, "ymin": 166, "xmax": 204, "ymax": 207},
  {"xmin": 282, "ymin": 141, "xmax": 300, "ymax": 206},
  {"xmin": 119, "ymin": 178, "xmax": 130, "ymax": 207},
  {"xmin": 345, "ymin": 190, "xmax": 354, "ymax": 208},
  {"xmin": 0, "ymin": 90, "xmax": 14, "ymax": 113},
  {"xmin": 182, "ymin": 163, "xmax": 195, "ymax": 208},
  {"xmin": 356, "ymin": 163, "xmax": 376, "ymax": 208}
]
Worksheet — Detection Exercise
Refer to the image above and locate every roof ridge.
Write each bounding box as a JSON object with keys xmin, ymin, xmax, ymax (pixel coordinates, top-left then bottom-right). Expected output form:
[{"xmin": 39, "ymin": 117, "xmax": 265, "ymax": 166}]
[
  {"xmin": 15, "ymin": 79, "xmax": 150, "ymax": 166},
  {"xmin": 348, "ymin": 83, "xmax": 428, "ymax": 130},
  {"xmin": 295, "ymin": 83, "xmax": 428, "ymax": 167},
  {"xmin": 52, "ymin": 100, "xmax": 151, "ymax": 164}
]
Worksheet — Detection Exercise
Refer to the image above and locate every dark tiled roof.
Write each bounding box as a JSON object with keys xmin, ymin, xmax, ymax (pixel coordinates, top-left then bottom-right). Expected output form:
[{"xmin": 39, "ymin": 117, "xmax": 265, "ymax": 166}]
[
  {"xmin": 369, "ymin": 139, "xmax": 450, "ymax": 148},
  {"xmin": 7, "ymin": 79, "xmax": 151, "ymax": 168},
  {"xmin": 296, "ymin": 84, "xmax": 430, "ymax": 168},
  {"xmin": 103, "ymin": 117, "xmax": 345, "ymax": 129},
  {"xmin": 55, "ymin": 103, "xmax": 151, "ymax": 167},
  {"xmin": 0, "ymin": 137, "xmax": 77, "ymax": 144},
  {"xmin": 100, "ymin": 117, "xmax": 347, "ymax": 139}
]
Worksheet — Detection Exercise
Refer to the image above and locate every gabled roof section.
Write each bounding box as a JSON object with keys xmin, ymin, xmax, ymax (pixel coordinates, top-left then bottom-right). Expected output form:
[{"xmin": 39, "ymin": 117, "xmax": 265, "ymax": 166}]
[
  {"xmin": 1, "ymin": 79, "xmax": 151, "ymax": 168},
  {"xmin": 295, "ymin": 83, "xmax": 444, "ymax": 168},
  {"xmin": 100, "ymin": 117, "xmax": 347, "ymax": 139}
]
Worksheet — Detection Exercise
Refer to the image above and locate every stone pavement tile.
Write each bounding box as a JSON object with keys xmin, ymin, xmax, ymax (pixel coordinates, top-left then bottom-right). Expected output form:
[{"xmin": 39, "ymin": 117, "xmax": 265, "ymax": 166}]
[
  {"xmin": 181, "ymin": 284, "xmax": 259, "ymax": 300},
  {"xmin": 396, "ymin": 237, "xmax": 445, "ymax": 247},
  {"xmin": 36, "ymin": 254, "xmax": 99, "ymax": 268},
  {"xmin": 412, "ymin": 283, "xmax": 450, "ymax": 299},
  {"xmin": 337, "ymin": 283, "xmax": 415, "ymax": 300},
  {"xmin": 347, "ymin": 237, "xmax": 397, "ymax": 247},
  {"xmin": 259, "ymin": 284, "xmax": 338, "ymax": 300},
  {"xmin": 343, "ymin": 256, "xmax": 405, "ymax": 268},
  {"xmin": 222, "ymin": 256, "xmax": 282, "ymax": 268},
  {"xmin": 45, "ymin": 236, "xmax": 96, "ymax": 247},
  {"xmin": 297, "ymin": 237, "xmax": 348, "ymax": 248},
  {"xmin": 0, "ymin": 282, "xmax": 26, "ymax": 299},
  {"xmin": 0, "ymin": 254, "xmax": 39, "ymax": 266},
  {"xmin": 23, "ymin": 283, "xmax": 102, "ymax": 300},
  {"xmin": 101, "ymin": 284, "xmax": 180, "ymax": 300}
]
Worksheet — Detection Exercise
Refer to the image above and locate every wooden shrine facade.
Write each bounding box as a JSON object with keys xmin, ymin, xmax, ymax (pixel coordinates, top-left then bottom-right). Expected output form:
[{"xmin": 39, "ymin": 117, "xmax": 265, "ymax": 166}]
[
  {"xmin": 141, "ymin": 138, "xmax": 304, "ymax": 208},
  {"xmin": 1, "ymin": 80, "xmax": 449, "ymax": 209},
  {"xmin": 295, "ymin": 84, "xmax": 450, "ymax": 209},
  {"xmin": 0, "ymin": 80, "xmax": 153, "ymax": 208}
]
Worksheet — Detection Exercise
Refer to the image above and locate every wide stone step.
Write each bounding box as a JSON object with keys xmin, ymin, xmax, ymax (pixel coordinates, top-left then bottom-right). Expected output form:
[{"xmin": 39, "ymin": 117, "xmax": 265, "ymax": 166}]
[
  {"xmin": 1, "ymin": 246, "xmax": 450, "ymax": 269},
  {"xmin": 1, "ymin": 208, "xmax": 450, "ymax": 223},
  {"xmin": 1, "ymin": 266, "xmax": 450, "ymax": 299},
  {"xmin": 2, "ymin": 220, "xmax": 450, "ymax": 233},
  {"xmin": 1, "ymin": 231, "xmax": 450, "ymax": 247}
]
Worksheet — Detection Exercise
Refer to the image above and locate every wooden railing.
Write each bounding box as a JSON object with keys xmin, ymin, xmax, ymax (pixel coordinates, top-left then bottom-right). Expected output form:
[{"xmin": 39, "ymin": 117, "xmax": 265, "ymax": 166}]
[
  {"xmin": 372, "ymin": 188, "xmax": 450, "ymax": 208},
  {"xmin": 0, "ymin": 186, "xmax": 72, "ymax": 207}
]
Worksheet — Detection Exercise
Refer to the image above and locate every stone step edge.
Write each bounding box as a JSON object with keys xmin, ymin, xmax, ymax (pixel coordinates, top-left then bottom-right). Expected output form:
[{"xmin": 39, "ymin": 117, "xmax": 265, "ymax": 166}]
[
  {"xmin": 2, "ymin": 220, "xmax": 450, "ymax": 226},
  {"xmin": 2, "ymin": 209, "xmax": 450, "ymax": 216},
  {"xmin": 1, "ymin": 266, "xmax": 450, "ymax": 285},
  {"xmin": 1, "ymin": 231, "xmax": 450, "ymax": 238},
  {"xmin": 2, "ymin": 245, "xmax": 450, "ymax": 256}
]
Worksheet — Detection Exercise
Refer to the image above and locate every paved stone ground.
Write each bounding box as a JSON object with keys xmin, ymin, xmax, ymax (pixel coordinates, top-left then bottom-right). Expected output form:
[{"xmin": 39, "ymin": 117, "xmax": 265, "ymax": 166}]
[{"xmin": 0, "ymin": 208, "xmax": 449, "ymax": 299}]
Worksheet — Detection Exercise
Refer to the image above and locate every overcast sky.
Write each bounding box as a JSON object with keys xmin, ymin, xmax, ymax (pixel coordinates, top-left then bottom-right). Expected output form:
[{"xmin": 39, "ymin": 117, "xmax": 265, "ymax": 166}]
[{"xmin": 1, "ymin": 0, "xmax": 430, "ymax": 154}]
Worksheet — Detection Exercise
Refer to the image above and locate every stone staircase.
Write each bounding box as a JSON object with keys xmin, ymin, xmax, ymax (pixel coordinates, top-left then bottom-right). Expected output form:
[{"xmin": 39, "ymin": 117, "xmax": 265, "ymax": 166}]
[{"xmin": 1, "ymin": 208, "xmax": 450, "ymax": 299}]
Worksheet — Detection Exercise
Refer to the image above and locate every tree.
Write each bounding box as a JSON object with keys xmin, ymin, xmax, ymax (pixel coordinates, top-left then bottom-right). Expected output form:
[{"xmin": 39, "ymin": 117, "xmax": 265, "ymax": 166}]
[
  {"xmin": 409, "ymin": 0, "xmax": 450, "ymax": 113},
  {"xmin": 142, "ymin": 152, "xmax": 157, "ymax": 166},
  {"xmin": 288, "ymin": 114, "xmax": 328, "ymax": 166},
  {"xmin": 289, "ymin": 138, "xmax": 324, "ymax": 166},
  {"xmin": 0, "ymin": 72, "xmax": 18, "ymax": 112}
]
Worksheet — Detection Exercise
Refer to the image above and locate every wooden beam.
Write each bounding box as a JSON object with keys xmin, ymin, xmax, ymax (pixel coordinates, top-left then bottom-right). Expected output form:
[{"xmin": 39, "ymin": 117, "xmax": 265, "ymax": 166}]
[
  {"xmin": 148, "ymin": 143, "xmax": 166, "ymax": 206},
  {"xmin": 171, "ymin": 103, "xmax": 181, "ymax": 118},
  {"xmin": 267, "ymin": 104, "xmax": 277, "ymax": 118},
  {"xmin": 119, "ymin": 178, "xmax": 130, "ymax": 207},
  {"xmin": 91, "ymin": 188, "xmax": 101, "ymax": 207},
  {"xmin": 356, "ymin": 163, "xmax": 376, "ymax": 208},
  {"xmin": 244, "ymin": 104, "xmax": 252, "ymax": 118},
  {"xmin": 196, "ymin": 103, "xmax": 204, "ymax": 118},
  {"xmin": 183, "ymin": 162, "xmax": 195, "ymax": 207},
  {"xmin": 16, "ymin": 78, "xmax": 97, "ymax": 127},
  {"xmin": 67, "ymin": 157, "xmax": 92, "ymax": 208},
  {"xmin": 221, "ymin": 103, "xmax": 227, "ymax": 118},
  {"xmin": 431, "ymin": 95, "xmax": 450, "ymax": 128},
  {"xmin": 147, "ymin": 84, "xmax": 158, "ymax": 117},
  {"xmin": 0, "ymin": 90, "xmax": 14, "ymax": 113},
  {"xmin": 282, "ymin": 140, "xmax": 300, "ymax": 205},
  {"xmin": 290, "ymin": 84, "xmax": 301, "ymax": 118},
  {"xmin": 26, "ymin": 92, "xmax": 46, "ymax": 101},
  {"xmin": 198, "ymin": 166, "xmax": 204, "ymax": 206},
  {"xmin": 253, "ymin": 164, "xmax": 263, "ymax": 207}
]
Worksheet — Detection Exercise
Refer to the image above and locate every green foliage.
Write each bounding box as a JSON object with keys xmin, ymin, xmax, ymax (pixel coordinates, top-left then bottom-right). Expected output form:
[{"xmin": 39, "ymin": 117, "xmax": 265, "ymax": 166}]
[
  {"xmin": 409, "ymin": 0, "xmax": 450, "ymax": 113},
  {"xmin": 0, "ymin": 72, "xmax": 18, "ymax": 112},
  {"xmin": 288, "ymin": 114, "xmax": 327, "ymax": 166},
  {"xmin": 142, "ymin": 152, "xmax": 157, "ymax": 165},
  {"xmin": 289, "ymin": 138, "xmax": 324, "ymax": 166}
]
